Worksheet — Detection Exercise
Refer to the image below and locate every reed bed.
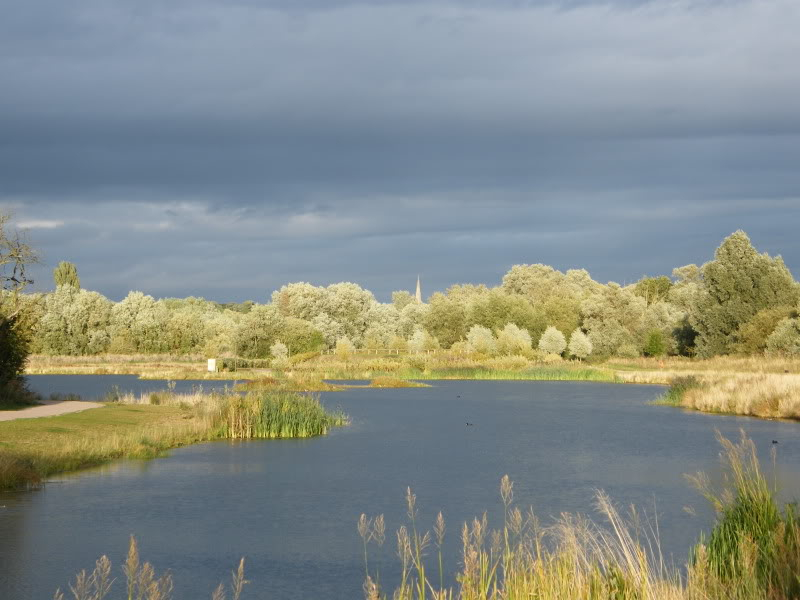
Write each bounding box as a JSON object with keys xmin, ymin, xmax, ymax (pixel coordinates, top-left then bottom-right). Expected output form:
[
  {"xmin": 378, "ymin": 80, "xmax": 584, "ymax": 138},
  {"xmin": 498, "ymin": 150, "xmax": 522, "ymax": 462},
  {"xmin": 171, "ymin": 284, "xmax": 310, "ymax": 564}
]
[
  {"xmin": 57, "ymin": 433, "xmax": 799, "ymax": 599},
  {"xmin": 0, "ymin": 390, "xmax": 347, "ymax": 490},
  {"xmin": 678, "ymin": 374, "xmax": 800, "ymax": 420},
  {"xmin": 358, "ymin": 432, "xmax": 800, "ymax": 600}
]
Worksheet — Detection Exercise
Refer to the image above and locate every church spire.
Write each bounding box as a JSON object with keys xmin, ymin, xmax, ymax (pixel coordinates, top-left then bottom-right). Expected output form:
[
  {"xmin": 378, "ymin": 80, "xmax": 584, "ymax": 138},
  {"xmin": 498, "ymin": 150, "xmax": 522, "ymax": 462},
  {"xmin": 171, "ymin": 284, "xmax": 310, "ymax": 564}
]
[{"xmin": 415, "ymin": 275, "xmax": 422, "ymax": 304}]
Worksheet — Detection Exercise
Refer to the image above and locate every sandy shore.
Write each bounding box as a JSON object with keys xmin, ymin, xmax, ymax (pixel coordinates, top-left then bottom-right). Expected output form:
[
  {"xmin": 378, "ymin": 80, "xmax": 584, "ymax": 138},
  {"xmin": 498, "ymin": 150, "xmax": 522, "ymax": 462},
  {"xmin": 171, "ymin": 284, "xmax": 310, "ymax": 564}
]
[{"xmin": 0, "ymin": 400, "xmax": 104, "ymax": 422}]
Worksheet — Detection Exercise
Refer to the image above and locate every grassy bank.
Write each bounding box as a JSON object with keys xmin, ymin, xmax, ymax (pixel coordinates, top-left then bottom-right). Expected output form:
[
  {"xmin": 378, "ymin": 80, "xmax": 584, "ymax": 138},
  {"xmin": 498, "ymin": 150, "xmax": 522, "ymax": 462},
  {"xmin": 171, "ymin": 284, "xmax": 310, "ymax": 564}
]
[
  {"xmin": 23, "ymin": 352, "xmax": 800, "ymax": 421},
  {"xmin": 56, "ymin": 433, "xmax": 800, "ymax": 599},
  {"xmin": 0, "ymin": 390, "xmax": 347, "ymax": 491},
  {"xmin": 656, "ymin": 374, "xmax": 800, "ymax": 420}
]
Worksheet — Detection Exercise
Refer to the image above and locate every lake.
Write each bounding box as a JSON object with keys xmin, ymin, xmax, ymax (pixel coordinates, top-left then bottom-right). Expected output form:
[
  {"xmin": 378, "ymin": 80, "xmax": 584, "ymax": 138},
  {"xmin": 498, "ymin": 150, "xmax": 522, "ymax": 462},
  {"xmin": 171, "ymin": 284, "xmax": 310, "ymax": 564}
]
[{"xmin": 2, "ymin": 376, "xmax": 800, "ymax": 599}]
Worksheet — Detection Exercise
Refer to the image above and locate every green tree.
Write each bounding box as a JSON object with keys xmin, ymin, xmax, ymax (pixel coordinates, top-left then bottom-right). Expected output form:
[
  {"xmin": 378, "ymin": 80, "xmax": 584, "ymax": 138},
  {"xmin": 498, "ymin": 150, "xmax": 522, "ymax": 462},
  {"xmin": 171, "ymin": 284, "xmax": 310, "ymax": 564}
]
[
  {"xmin": 53, "ymin": 261, "xmax": 80, "ymax": 289},
  {"xmin": 765, "ymin": 318, "xmax": 800, "ymax": 356},
  {"xmin": 423, "ymin": 292, "xmax": 467, "ymax": 348},
  {"xmin": 465, "ymin": 324, "xmax": 497, "ymax": 355},
  {"xmin": 693, "ymin": 231, "xmax": 800, "ymax": 357},
  {"xmin": 538, "ymin": 326, "xmax": 567, "ymax": 355},
  {"xmin": 0, "ymin": 214, "xmax": 39, "ymax": 401},
  {"xmin": 567, "ymin": 328, "xmax": 592, "ymax": 360},
  {"xmin": 233, "ymin": 305, "xmax": 285, "ymax": 358},
  {"xmin": 643, "ymin": 329, "xmax": 666, "ymax": 357},
  {"xmin": 633, "ymin": 275, "xmax": 672, "ymax": 305},
  {"xmin": 495, "ymin": 322, "xmax": 532, "ymax": 356},
  {"xmin": 391, "ymin": 290, "xmax": 416, "ymax": 311},
  {"xmin": 733, "ymin": 306, "xmax": 796, "ymax": 355}
]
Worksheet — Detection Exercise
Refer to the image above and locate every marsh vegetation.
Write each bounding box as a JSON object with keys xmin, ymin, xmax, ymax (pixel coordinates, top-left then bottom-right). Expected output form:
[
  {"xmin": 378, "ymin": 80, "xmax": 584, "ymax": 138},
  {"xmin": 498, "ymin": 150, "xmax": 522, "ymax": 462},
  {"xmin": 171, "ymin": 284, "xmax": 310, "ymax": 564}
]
[{"xmin": 0, "ymin": 389, "xmax": 347, "ymax": 491}]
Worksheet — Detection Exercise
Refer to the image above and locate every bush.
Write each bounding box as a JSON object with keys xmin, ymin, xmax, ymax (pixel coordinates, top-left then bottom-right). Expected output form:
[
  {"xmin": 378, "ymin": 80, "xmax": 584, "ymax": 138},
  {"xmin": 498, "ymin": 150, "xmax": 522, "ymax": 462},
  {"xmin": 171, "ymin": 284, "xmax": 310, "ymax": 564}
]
[
  {"xmin": 567, "ymin": 328, "xmax": 592, "ymax": 360},
  {"xmin": 335, "ymin": 336, "xmax": 355, "ymax": 360},
  {"xmin": 765, "ymin": 317, "xmax": 800, "ymax": 356},
  {"xmin": 538, "ymin": 326, "xmax": 566, "ymax": 355},
  {"xmin": 643, "ymin": 329, "xmax": 666, "ymax": 357},
  {"xmin": 466, "ymin": 324, "xmax": 497, "ymax": 355}
]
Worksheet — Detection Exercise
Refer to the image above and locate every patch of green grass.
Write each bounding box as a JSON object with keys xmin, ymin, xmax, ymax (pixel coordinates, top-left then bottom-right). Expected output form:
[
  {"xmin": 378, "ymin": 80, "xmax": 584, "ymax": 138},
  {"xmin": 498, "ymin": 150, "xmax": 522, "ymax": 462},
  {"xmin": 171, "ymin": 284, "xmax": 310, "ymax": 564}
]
[
  {"xmin": 653, "ymin": 376, "xmax": 702, "ymax": 406},
  {"xmin": 0, "ymin": 391, "xmax": 348, "ymax": 491}
]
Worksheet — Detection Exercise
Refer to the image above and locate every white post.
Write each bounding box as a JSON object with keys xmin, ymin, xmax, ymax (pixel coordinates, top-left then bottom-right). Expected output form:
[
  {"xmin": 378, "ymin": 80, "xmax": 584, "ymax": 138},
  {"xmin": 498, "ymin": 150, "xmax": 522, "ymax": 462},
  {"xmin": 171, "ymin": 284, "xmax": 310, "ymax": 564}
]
[{"xmin": 207, "ymin": 358, "xmax": 217, "ymax": 372}]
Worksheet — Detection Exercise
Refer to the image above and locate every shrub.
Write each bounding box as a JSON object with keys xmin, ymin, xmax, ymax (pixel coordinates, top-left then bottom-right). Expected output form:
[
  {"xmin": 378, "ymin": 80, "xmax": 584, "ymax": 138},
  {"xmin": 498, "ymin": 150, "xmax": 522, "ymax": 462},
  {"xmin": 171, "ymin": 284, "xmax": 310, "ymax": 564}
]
[
  {"xmin": 538, "ymin": 326, "xmax": 566, "ymax": 355},
  {"xmin": 270, "ymin": 341, "xmax": 289, "ymax": 369},
  {"xmin": 765, "ymin": 317, "xmax": 800, "ymax": 356},
  {"xmin": 643, "ymin": 329, "xmax": 666, "ymax": 357},
  {"xmin": 567, "ymin": 328, "xmax": 592, "ymax": 360},
  {"xmin": 495, "ymin": 323, "xmax": 532, "ymax": 356},
  {"xmin": 335, "ymin": 336, "xmax": 355, "ymax": 360},
  {"xmin": 466, "ymin": 324, "xmax": 497, "ymax": 355}
]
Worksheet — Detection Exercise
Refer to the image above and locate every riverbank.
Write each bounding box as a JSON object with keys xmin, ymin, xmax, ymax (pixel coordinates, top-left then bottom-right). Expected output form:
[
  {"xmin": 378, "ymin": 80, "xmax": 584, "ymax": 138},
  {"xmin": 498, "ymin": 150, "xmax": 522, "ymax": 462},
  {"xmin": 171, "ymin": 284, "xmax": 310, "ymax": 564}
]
[
  {"xmin": 0, "ymin": 390, "xmax": 347, "ymax": 491},
  {"xmin": 54, "ymin": 432, "xmax": 800, "ymax": 599},
  {"xmin": 22, "ymin": 353, "xmax": 800, "ymax": 419}
]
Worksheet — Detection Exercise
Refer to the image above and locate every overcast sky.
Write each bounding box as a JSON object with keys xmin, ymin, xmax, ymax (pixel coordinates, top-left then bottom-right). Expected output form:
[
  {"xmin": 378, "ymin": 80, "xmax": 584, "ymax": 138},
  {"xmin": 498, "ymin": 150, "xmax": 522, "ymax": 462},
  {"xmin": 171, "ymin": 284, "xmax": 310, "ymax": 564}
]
[{"xmin": 2, "ymin": 0, "xmax": 799, "ymax": 303}]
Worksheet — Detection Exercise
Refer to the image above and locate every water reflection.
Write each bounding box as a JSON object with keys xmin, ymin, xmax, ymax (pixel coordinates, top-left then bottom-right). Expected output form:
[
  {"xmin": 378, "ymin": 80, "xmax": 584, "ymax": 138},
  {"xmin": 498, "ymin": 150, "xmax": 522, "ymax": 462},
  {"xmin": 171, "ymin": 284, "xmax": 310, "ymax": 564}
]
[{"xmin": 2, "ymin": 379, "xmax": 799, "ymax": 600}]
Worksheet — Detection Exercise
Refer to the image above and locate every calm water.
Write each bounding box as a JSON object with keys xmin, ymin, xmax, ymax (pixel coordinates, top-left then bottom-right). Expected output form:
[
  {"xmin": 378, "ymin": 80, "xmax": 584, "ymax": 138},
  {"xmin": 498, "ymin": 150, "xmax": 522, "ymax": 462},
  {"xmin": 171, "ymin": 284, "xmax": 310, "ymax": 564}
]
[{"xmin": 2, "ymin": 376, "xmax": 800, "ymax": 599}]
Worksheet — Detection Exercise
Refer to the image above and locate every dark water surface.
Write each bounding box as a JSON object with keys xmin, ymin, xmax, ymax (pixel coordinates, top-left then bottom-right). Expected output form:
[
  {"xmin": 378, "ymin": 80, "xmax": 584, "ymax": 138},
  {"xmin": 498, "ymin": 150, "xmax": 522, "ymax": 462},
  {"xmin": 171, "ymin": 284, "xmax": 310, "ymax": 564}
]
[{"xmin": 3, "ymin": 377, "xmax": 800, "ymax": 599}]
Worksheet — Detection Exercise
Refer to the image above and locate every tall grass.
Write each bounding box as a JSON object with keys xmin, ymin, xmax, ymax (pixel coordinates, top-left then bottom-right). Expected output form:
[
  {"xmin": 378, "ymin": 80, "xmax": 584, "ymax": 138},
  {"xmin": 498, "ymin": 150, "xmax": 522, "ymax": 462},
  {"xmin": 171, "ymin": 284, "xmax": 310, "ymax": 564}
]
[
  {"xmin": 0, "ymin": 390, "xmax": 347, "ymax": 490},
  {"xmin": 55, "ymin": 432, "xmax": 800, "ymax": 599},
  {"xmin": 358, "ymin": 432, "xmax": 800, "ymax": 600}
]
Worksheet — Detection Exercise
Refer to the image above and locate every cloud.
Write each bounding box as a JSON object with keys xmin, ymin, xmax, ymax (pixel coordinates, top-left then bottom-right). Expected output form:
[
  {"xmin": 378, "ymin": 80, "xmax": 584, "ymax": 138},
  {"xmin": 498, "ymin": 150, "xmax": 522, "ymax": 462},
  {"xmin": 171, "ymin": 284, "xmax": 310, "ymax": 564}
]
[
  {"xmin": 16, "ymin": 219, "xmax": 64, "ymax": 229},
  {"xmin": 1, "ymin": 0, "xmax": 799, "ymax": 300}
]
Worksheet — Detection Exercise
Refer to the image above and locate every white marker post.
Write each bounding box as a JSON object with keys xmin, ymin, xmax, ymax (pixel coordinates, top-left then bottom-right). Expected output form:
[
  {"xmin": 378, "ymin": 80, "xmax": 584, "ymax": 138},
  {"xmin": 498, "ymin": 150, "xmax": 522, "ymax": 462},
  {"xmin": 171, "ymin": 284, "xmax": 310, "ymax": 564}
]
[{"xmin": 207, "ymin": 358, "xmax": 217, "ymax": 372}]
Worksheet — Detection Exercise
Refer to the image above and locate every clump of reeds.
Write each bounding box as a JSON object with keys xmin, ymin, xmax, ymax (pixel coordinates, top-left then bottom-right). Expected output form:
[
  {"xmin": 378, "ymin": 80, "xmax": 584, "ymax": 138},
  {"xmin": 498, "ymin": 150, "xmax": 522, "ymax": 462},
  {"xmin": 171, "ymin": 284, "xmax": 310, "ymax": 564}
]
[
  {"xmin": 361, "ymin": 432, "xmax": 800, "ymax": 600},
  {"xmin": 55, "ymin": 536, "xmax": 247, "ymax": 600},
  {"xmin": 216, "ymin": 391, "xmax": 348, "ymax": 439},
  {"xmin": 680, "ymin": 374, "xmax": 800, "ymax": 419},
  {"xmin": 368, "ymin": 377, "xmax": 427, "ymax": 388},
  {"xmin": 653, "ymin": 376, "xmax": 701, "ymax": 406}
]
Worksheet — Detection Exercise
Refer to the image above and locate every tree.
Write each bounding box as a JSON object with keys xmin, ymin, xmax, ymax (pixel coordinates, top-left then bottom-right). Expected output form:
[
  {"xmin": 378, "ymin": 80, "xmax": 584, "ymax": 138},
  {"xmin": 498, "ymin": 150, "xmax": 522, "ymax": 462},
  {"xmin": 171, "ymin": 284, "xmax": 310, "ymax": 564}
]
[
  {"xmin": 391, "ymin": 290, "xmax": 416, "ymax": 311},
  {"xmin": 1, "ymin": 214, "xmax": 39, "ymax": 400},
  {"xmin": 53, "ymin": 261, "xmax": 80, "ymax": 289},
  {"xmin": 733, "ymin": 307, "xmax": 796, "ymax": 355},
  {"xmin": 465, "ymin": 324, "xmax": 497, "ymax": 355},
  {"xmin": 692, "ymin": 231, "xmax": 800, "ymax": 357},
  {"xmin": 495, "ymin": 323, "xmax": 532, "ymax": 356},
  {"xmin": 423, "ymin": 292, "xmax": 466, "ymax": 348},
  {"xmin": 567, "ymin": 329, "xmax": 592, "ymax": 360},
  {"xmin": 633, "ymin": 276, "xmax": 672, "ymax": 305},
  {"xmin": 765, "ymin": 318, "xmax": 800, "ymax": 356},
  {"xmin": 580, "ymin": 283, "xmax": 646, "ymax": 357},
  {"xmin": 335, "ymin": 336, "xmax": 355, "ymax": 360},
  {"xmin": 407, "ymin": 327, "xmax": 439, "ymax": 354},
  {"xmin": 538, "ymin": 326, "xmax": 566, "ymax": 355},
  {"xmin": 233, "ymin": 305, "xmax": 285, "ymax": 358},
  {"xmin": 643, "ymin": 329, "xmax": 666, "ymax": 357},
  {"xmin": 270, "ymin": 341, "xmax": 289, "ymax": 368}
]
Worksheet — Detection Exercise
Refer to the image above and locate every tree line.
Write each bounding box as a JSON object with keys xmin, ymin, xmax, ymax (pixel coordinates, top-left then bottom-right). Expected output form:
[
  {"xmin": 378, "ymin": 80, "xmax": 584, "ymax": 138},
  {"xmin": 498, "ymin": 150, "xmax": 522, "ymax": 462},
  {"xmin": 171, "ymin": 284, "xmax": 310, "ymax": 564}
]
[{"xmin": 4, "ymin": 228, "xmax": 800, "ymax": 373}]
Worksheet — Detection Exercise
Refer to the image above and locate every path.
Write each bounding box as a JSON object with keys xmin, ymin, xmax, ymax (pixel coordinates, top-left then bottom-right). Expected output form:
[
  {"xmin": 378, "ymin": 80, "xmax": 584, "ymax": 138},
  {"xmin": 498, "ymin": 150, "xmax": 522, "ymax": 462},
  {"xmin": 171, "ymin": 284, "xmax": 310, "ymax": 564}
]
[{"xmin": 0, "ymin": 400, "xmax": 104, "ymax": 422}]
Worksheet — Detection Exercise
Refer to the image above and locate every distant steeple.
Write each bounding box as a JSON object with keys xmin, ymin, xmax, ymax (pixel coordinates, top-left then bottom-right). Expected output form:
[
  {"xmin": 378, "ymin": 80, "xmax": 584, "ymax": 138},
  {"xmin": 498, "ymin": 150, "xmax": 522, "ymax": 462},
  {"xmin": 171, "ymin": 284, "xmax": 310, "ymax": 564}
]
[{"xmin": 415, "ymin": 275, "xmax": 422, "ymax": 304}]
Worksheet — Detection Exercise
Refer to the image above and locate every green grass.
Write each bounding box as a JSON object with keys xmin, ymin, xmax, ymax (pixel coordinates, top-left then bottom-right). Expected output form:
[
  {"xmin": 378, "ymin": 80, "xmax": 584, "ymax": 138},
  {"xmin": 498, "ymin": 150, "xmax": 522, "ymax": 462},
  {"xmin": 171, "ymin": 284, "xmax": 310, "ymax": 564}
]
[
  {"xmin": 652, "ymin": 375, "xmax": 702, "ymax": 406},
  {"xmin": 386, "ymin": 366, "xmax": 621, "ymax": 382},
  {"xmin": 0, "ymin": 391, "xmax": 348, "ymax": 491}
]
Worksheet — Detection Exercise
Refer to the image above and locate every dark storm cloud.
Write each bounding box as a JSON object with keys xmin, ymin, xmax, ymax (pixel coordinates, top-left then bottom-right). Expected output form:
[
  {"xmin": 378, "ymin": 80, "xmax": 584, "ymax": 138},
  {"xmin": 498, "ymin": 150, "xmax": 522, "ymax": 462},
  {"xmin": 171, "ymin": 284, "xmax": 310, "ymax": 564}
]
[{"xmin": 2, "ymin": 0, "xmax": 799, "ymax": 301}]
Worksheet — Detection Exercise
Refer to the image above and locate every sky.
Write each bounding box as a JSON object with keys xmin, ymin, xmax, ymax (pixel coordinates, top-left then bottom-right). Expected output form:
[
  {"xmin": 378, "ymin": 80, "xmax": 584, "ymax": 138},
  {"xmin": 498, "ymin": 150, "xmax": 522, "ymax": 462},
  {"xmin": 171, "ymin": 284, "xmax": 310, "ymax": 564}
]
[{"xmin": 2, "ymin": 0, "xmax": 799, "ymax": 303}]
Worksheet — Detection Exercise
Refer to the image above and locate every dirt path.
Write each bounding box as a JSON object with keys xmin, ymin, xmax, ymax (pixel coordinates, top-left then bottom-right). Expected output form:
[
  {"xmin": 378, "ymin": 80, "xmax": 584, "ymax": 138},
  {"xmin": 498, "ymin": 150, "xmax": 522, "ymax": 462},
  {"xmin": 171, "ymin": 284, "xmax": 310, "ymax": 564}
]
[{"xmin": 0, "ymin": 400, "xmax": 104, "ymax": 422}]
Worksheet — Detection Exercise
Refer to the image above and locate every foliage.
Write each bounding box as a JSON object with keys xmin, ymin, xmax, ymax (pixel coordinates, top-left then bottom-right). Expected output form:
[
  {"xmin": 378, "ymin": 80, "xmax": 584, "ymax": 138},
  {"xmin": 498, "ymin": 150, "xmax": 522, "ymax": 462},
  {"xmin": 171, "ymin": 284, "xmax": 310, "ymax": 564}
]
[
  {"xmin": 53, "ymin": 261, "xmax": 80, "ymax": 289},
  {"xmin": 633, "ymin": 275, "xmax": 672, "ymax": 305},
  {"xmin": 335, "ymin": 336, "xmax": 356, "ymax": 360},
  {"xmin": 538, "ymin": 325, "xmax": 566, "ymax": 355},
  {"xmin": 643, "ymin": 329, "xmax": 666, "ymax": 357},
  {"xmin": 465, "ymin": 324, "xmax": 497, "ymax": 355},
  {"xmin": 423, "ymin": 292, "xmax": 466, "ymax": 348},
  {"xmin": 567, "ymin": 328, "xmax": 592, "ymax": 360},
  {"xmin": 407, "ymin": 327, "xmax": 439, "ymax": 354},
  {"xmin": 233, "ymin": 304, "xmax": 285, "ymax": 358},
  {"xmin": 495, "ymin": 322, "xmax": 532, "ymax": 356},
  {"xmin": 734, "ymin": 307, "xmax": 796, "ymax": 355},
  {"xmin": 270, "ymin": 341, "xmax": 289, "ymax": 368},
  {"xmin": 692, "ymin": 231, "xmax": 800, "ymax": 357},
  {"xmin": 765, "ymin": 317, "xmax": 800, "ymax": 356},
  {"xmin": 391, "ymin": 290, "xmax": 416, "ymax": 311}
]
